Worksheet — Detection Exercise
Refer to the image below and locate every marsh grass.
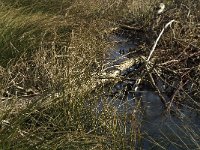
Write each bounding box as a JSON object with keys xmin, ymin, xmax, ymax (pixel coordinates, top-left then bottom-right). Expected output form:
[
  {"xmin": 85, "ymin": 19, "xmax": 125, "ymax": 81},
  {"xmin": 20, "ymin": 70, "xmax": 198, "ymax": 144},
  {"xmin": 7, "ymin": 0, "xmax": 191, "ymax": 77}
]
[
  {"xmin": 0, "ymin": 0, "xmax": 200, "ymax": 149},
  {"xmin": 0, "ymin": 0, "xmax": 142, "ymax": 149}
]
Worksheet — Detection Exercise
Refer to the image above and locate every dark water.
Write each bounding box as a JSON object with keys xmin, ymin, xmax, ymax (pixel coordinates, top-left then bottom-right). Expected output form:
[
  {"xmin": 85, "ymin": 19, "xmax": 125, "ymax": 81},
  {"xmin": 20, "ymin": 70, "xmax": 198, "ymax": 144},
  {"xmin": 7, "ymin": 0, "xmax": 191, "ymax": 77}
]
[{"xmin": 101, "ymin": 35, "xmax": 200, "ymax": 149}]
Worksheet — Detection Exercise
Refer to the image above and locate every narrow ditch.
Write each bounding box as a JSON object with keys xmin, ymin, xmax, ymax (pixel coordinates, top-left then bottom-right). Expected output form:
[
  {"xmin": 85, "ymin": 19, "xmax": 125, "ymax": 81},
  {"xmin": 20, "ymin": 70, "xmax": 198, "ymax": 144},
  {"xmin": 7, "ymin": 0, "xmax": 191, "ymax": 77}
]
[{"xmin": 100, "ymin": 33, "xmax": 200, "ymax": 149}]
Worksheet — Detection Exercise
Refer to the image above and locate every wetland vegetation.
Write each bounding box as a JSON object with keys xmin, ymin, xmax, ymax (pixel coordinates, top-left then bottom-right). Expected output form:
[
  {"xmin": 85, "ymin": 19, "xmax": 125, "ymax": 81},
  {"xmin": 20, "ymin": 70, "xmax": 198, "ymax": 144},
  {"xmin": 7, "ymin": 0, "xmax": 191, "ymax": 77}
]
[{"xmin": 0, "ymin": 0, "xmax": 200, "ymax": 149}]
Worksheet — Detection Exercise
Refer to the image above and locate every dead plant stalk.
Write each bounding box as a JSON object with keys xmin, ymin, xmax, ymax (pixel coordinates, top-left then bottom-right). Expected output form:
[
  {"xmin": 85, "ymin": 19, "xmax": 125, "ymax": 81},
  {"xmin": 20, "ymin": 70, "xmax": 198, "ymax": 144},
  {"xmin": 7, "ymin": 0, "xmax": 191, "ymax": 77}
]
[{"xmin": 135, "ymin": 20, "xmax": 176, "ymax": 107}]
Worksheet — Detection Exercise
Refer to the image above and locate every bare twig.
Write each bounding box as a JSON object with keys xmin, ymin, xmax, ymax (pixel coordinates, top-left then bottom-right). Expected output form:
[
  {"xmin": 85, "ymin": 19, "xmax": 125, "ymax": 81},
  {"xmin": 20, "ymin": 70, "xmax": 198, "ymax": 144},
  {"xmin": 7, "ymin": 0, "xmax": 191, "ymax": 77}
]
[
  {"xmin": 134, "ymin": 20, "xmax": 175, "ymax": 92},
  {"xmin": 147, "ymin": 19, "xmax": 175, "ymax": 61},
  {"xmin": 149, "ymin": 72, "xmax": 167, "ymax": 107}
]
